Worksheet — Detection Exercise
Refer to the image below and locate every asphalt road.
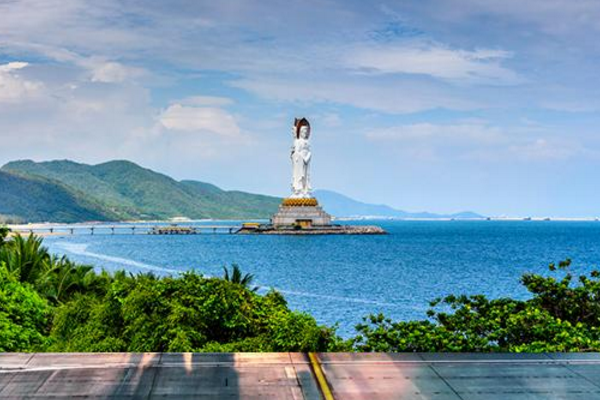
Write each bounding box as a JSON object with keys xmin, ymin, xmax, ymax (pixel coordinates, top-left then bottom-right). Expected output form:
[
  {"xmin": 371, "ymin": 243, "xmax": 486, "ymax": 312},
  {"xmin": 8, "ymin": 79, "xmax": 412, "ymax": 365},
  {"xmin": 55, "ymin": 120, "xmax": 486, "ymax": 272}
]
[{"xmin": 2, "ymin": 352, "xmax": 600, "ymax": 399}]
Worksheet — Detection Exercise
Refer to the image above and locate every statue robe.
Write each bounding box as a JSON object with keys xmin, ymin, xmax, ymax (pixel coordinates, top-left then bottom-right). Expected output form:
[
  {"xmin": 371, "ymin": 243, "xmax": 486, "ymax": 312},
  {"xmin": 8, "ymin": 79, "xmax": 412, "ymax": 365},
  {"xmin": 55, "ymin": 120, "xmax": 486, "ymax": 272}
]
[{"xmin": 291, "ymin": 138, "xmax": 311, "ymax": 197}]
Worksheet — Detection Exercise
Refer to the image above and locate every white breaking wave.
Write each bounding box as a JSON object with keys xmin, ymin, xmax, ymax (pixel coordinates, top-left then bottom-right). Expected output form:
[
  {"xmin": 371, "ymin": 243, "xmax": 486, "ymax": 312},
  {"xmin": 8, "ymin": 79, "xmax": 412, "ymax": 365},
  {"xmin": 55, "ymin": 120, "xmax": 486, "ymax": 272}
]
[
  {"xmin": 53, "ymin": 242, "xmax": 404, "ymax": 308},
  {"xmin": 54, "ymin": 242, "xmax": 180, "ymax": 274},
  {"xmin": 266, "ymin": 287, "xmax": 403, "ymax": 308}
]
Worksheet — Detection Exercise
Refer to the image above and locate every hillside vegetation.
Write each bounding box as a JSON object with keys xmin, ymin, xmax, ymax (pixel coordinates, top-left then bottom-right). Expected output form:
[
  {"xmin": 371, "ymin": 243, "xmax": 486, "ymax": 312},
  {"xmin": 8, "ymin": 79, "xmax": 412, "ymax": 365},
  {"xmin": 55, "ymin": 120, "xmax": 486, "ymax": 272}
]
[
  {"xmin": 1, "ymin": 160, "xmax": 281, "ymax": 222},
  {"xmin": 0, "ymin": 171, "xmax": 116, "ymax": 223}
]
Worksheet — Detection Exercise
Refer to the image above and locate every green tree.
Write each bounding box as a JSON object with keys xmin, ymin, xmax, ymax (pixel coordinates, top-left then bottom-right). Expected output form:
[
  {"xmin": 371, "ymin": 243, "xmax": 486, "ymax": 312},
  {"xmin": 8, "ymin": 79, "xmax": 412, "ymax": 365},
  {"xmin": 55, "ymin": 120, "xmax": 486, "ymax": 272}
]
[
  {"xmin": 0, "ymin": 226, "xmax": 10, "ymax": 247},
  {"xmin": 0, "ymin": 262, "xmax": 51, "ymax": 351},
  {"xmin": 0, "ymin": 234, "xmax": 50, "ymax": 284},
  {"xmin": 223, "ymin": 264, "xmax": 258, "ymax": 291},
  {"xmin": 36, "ymin": 257, "xmax": 109, "ymax": 304},
  {"xmin": 353, "ymin": 261, "xmax": 600, "ymax": 352},
  {"xmin": 0, "ymin": 233, "xmax": 105, "ymax": 304},
  {"xmin": 50, "ymin": 271, "xmax": 338, "ymax": 352}
]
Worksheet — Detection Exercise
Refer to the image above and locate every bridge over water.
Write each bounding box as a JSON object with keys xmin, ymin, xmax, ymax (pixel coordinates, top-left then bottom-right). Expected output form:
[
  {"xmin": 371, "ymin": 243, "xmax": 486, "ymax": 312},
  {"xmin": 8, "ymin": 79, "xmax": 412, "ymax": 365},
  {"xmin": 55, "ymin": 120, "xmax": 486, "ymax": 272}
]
[{"xmin": 11, "ymin": 224, "xmax": 242, "ymax": 236}]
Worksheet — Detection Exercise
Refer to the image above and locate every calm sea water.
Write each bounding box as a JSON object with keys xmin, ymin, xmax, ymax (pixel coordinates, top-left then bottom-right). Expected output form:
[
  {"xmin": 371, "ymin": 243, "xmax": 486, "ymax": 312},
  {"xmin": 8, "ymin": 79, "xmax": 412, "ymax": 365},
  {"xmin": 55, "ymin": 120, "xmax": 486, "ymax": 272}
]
[{"xmin": 43, "ymin": 220, "xmax": 600, "ymax": 337}]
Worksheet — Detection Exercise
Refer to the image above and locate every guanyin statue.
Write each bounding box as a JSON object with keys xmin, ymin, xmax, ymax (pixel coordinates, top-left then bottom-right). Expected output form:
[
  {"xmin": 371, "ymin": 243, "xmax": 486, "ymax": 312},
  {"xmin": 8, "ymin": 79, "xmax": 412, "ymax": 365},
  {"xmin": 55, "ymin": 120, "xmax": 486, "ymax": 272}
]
[
  {"xmin": 269, "ymin": 117, "xmax": 333, "ymax": 227},
  {"xmin": 268, "ymin": 116, "xmax": 381, "ymax": 231},
  {"xmin": 290, "ymin": 118, "xmax": 312, "ymax": 199}
]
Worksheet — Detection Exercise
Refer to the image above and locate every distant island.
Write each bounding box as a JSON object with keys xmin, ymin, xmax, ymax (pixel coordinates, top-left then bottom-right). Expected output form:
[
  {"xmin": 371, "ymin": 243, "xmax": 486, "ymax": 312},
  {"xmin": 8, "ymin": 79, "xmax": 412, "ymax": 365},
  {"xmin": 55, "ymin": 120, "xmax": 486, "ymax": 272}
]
[
  {"xmin": 313, "ymin": 190, "xmax": 483, "ymax": 220},
  {"xmin": 0, "ymin": 159, "xmax": 483, "ymax": 223}
]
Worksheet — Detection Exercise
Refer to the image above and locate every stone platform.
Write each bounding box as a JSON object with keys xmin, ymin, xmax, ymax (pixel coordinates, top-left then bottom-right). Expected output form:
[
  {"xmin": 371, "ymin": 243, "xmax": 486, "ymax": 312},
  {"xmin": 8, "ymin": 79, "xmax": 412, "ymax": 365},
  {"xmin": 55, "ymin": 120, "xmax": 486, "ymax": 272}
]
[
  {"xmin": 238, "ymin": 224, "xmax": 386, "ymax": 235},
  {"xmin": 242, "ymin": 197, "xmax": 386, "ymax": 235},
  {"xmin": 271, "ymin": 204, "xmax": 332, "ymax": 227}
]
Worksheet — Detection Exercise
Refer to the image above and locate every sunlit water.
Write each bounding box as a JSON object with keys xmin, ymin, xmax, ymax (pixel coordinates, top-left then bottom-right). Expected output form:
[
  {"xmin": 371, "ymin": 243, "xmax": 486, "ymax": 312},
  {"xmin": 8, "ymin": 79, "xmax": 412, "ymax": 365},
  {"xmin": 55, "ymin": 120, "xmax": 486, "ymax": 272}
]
[{"xmin": 43, "ymin": 220, "xmax": 600, "ymax": 337}]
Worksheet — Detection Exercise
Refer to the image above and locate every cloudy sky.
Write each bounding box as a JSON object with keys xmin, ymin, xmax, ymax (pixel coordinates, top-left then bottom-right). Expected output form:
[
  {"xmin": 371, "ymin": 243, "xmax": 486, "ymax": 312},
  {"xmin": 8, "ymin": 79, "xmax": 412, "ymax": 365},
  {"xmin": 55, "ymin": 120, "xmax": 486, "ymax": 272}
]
[{"xmin": 1, "ymin": 0, "xmax": 599, "ymax": 217}]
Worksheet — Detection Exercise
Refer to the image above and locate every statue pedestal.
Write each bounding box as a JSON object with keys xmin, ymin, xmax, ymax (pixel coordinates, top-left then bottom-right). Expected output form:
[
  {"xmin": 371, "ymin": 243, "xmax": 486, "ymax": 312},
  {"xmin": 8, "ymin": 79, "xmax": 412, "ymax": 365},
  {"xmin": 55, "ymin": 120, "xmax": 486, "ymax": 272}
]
[
  {"xmin": 271, "ymin": 198, "xmax": 332, "ymax": 227},
  {"xmin": 239, "ymin": 197, "xmax": 385, "ymax": 234}
]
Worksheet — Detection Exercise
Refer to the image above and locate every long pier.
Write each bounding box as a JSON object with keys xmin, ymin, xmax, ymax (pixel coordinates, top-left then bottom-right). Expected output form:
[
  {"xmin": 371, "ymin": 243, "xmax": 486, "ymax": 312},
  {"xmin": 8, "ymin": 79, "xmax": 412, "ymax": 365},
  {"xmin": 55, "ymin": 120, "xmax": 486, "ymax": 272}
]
[{"xmin": 11, "ymin": 224, "xmax": 242, "ymax": 236}]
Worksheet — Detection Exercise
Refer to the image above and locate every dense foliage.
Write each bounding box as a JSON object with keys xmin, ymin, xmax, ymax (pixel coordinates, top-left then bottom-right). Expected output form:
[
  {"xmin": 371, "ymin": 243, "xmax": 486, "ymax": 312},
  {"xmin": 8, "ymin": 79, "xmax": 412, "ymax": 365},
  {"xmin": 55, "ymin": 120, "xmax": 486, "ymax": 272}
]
[
  {"xmin": 0, "ymin": 264, "xmax": 51, "ymax": 352},
  {"xmin": 0, "ymin": 231, "xmax": 338, "ymax": 352},
  {"xmin": 354, "ymin": 259, "xmax": 600, "ymax": 352},
  {"xmin": 2, "ymin": 229, "xmax": 600, "ymax": 353},
  {"xmin": 1, "ymin": 159, "xmax": 281, "ymax": 222}
]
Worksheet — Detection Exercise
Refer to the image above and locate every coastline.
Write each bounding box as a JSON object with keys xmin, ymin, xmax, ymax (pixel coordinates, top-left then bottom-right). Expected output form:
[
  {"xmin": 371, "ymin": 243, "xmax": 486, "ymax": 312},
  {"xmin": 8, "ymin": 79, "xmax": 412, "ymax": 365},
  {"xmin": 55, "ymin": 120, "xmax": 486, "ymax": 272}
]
[{"xmin": 7, "ymin": 216, "xmax": 600, "ymax": 232}]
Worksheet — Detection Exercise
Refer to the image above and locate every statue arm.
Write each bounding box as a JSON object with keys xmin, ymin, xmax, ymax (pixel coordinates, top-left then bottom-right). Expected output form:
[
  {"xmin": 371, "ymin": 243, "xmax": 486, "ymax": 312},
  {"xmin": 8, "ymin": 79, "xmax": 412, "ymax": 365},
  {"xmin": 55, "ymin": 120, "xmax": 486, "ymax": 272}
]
[
  {"xmin": 290, "ymin": 126, "xmax": 297, "ymax": 159},
  {"xmin": 301, "ymin": 148, "xmax": 311, "ymax": 163}
]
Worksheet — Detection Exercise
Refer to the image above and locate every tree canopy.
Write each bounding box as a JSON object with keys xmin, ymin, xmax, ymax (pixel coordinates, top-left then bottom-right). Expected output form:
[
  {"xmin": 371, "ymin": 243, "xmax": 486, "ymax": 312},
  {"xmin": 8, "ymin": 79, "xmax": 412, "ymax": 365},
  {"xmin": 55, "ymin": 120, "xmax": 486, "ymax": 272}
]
[
  {"xmin": 0, "ymin": 232, "xmax": 339, "ymax": 352},
  {"xmin": 353, "ymin": 259, "xmax": 600, "ymax": 352}
]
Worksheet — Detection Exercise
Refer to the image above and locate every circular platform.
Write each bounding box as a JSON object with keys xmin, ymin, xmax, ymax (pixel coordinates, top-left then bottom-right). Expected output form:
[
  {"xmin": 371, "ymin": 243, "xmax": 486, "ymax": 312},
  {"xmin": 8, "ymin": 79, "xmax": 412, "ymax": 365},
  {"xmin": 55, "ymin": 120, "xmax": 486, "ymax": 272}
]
[{"xmin": 281, "ymin": 198, "xmax": 319, "ymax": 207}]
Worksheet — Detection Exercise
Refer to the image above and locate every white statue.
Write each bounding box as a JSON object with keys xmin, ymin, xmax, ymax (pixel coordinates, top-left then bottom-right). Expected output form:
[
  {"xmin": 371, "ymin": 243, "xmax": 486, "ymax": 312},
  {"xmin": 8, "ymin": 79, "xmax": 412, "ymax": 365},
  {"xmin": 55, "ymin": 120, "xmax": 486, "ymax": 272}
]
[{"xmin": 290, "ymin": 118, "xmax": 312, "ymax": 198}]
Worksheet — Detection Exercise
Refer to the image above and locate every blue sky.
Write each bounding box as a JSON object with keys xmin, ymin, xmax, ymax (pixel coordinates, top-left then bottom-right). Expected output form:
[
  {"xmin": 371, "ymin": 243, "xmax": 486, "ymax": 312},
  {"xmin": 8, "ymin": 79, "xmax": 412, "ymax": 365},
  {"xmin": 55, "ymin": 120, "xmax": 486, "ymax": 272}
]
[{"xmin": 0, "ymin": 0, "xmax": 599, "ymax": 217}]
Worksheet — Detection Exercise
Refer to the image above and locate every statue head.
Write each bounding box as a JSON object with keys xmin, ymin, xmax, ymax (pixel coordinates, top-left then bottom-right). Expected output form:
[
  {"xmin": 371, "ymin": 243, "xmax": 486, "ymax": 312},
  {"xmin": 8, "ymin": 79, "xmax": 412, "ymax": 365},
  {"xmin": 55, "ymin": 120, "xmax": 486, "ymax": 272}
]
[{"xmin": 294, "ymin": 117, "xmax": 310, "ymax": 139}]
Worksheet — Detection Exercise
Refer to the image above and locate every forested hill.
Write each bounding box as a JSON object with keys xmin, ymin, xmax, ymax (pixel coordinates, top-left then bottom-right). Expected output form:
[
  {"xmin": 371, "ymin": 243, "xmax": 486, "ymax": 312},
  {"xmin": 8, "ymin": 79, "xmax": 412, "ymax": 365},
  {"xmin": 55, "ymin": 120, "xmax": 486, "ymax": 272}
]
[
  {"xmin": 0, "ymin": 159, "xmax": 281, "ymax": 223},
  {"xmin": 0, "ymin": 170, "xmax": 117, "ymax": 223}
]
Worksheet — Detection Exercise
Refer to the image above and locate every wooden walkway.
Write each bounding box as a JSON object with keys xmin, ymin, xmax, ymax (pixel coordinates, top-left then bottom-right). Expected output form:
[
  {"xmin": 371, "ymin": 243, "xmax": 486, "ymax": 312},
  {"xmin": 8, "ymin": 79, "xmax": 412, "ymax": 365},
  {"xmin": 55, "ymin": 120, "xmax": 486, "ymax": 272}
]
[{"xmin": 2, "ymin": 353, "xmax": 600, "ymax": 399}]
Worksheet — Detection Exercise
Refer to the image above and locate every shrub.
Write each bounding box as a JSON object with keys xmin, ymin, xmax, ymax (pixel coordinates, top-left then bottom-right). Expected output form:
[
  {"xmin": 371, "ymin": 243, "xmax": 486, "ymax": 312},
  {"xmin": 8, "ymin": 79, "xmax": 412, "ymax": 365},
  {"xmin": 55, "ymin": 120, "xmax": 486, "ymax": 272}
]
[
  {"xmin": 0, "ymin": 263, "xmax": 52, "ymax": 351},
  {"xmin": 353, "ymin": 261, "xmax": 600, "ymax": 352}
]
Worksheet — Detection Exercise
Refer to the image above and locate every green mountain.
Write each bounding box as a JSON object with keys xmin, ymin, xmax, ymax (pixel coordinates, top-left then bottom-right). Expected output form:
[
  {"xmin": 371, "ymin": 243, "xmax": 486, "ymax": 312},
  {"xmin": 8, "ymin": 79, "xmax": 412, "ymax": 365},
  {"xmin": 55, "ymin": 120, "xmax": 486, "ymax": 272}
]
[
  {"xmin": 1, "ymin": 160, "xmax": 281, "ymax": 222},
  {"xmin": 0, "ymin": 170, "xmax": 116, "ymax": 223},
  {"xmin": 314, "ymin": 190, "xmax": 484, "ymax": 219}
]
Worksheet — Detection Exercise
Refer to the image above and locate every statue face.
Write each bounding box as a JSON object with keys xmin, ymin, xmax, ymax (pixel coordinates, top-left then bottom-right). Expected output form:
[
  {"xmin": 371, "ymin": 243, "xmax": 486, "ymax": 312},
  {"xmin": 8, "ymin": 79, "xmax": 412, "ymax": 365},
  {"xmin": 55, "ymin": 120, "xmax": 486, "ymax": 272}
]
[{"xmin": 299, "ymin": 125, "xmax": 310, "ymax": 139}]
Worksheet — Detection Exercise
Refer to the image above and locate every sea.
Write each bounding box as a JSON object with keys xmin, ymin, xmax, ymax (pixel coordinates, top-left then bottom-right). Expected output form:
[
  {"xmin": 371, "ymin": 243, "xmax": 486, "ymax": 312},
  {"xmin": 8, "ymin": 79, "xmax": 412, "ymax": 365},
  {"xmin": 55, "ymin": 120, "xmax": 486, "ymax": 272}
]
[{"xmin": 42, "ymin": 220, "xmax": 600, "ymax": 337}]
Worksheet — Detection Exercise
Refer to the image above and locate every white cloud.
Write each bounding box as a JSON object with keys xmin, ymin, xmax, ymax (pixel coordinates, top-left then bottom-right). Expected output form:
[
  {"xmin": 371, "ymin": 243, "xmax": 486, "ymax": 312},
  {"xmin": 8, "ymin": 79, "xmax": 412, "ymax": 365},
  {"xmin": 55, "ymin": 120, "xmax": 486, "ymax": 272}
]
[
  {"xmin": 366, "ymin": 121, "xmax": 586, "ymax": 162},
  {"xmin": 87, "ymin": 60, "xmax": 146, "ymax": 83},
  {"xmin": 0, "ymin": 0, "xmax": 528, "ymax": 116},
  {"xmin": 159, "ymin": 104, "xmax": 241, "ymax": 137},
  {"xmin": 508, "ymin": 138, "xmax": 580, "ymax": 161},
  {"xmin": 345, "ymin": 43, "xmax": 519, "ymax": 84},
  {"xmin": 0, "ymin": 61, "xmax": 43, "ymax": 103},
  {"xmin": 179, "ymin": 96, "xmax": 234, "ymax": 107},
  {"xmin": 366, "ymin": 122, "xmax": 504, "ymax": 145},
  {"xmin": 415, "ymin": 0, "xmax": 600, "ymax": 37},
  {"xmin": 0, "ymin": 43, "xmax": 148, "ymax": 84},
  {"xmin": 318, "ymin": 113, "xmax": 342, "ymax": 127},
  {"xmin": 0, "ymin": 62, "xmax": 29, "ymax": 72},
  {"xmin": 232, "ymin": 75, "xmax": 476, "ymax": 114}
]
